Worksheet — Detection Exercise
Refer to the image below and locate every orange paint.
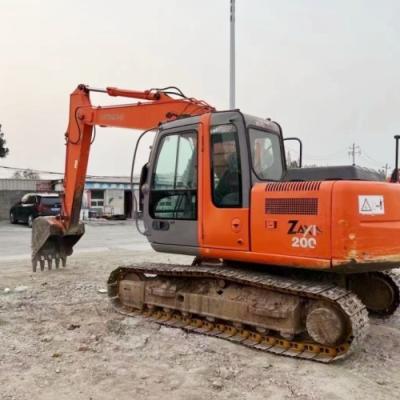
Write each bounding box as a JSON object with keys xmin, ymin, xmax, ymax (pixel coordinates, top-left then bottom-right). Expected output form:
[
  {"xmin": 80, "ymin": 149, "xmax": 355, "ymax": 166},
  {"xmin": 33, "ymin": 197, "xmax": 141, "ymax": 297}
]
[
  {"xmin": 331, "ymin": 181, "xmax": 400, "ymax": 266},
  {"xmin": 199, "ymin": 114, "xmax": 249, "ymax": 251}
]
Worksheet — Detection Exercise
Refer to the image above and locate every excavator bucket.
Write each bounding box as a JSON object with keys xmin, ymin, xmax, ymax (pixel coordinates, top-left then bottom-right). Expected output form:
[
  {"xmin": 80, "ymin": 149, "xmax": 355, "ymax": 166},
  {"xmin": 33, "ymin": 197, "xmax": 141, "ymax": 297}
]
[{"xmin": 31, "ymin": 216, "xmax": 85, "ymax": 272}]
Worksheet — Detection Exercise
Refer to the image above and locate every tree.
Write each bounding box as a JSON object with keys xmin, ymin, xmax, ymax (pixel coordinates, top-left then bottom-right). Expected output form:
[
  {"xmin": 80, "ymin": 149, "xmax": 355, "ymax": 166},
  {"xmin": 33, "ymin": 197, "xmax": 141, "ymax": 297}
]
[
  {"xmin": 0, "ymin": 124, "xmax": 9, "ymax": 158},
  {"xmin": 12, "ymin": 169, "xmax": 40, "ymax": 180}
]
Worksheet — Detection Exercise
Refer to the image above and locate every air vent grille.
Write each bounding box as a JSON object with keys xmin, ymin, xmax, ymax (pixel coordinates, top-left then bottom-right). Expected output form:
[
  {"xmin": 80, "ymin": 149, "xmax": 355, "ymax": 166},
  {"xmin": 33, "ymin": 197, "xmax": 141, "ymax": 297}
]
[
  {"xmin": 265, "ymin": 198, "xmax": 318, "ymax": 215},
  {"xmin": 265, "ymin": 181, "xmax": 321, "ymax": 192}
]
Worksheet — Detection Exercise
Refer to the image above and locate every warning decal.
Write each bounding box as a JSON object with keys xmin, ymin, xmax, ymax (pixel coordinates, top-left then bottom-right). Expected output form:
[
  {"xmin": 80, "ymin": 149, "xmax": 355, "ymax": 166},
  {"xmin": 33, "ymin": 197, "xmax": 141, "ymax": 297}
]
[{"xmin": 358, "ymin": 195, "xmax": 384, "ymax": 215}]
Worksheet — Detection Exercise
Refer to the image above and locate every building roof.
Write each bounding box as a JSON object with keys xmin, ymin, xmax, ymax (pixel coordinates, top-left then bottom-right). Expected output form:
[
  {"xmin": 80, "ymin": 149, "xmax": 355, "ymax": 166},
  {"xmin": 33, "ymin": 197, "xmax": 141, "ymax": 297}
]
[
  {"xmin": 52, "ymin": 176, "xmax": 139, "ymax": 184},
  {"xmin": 86, "ymin": 176, "xmax": 137, "ymax": 183}
]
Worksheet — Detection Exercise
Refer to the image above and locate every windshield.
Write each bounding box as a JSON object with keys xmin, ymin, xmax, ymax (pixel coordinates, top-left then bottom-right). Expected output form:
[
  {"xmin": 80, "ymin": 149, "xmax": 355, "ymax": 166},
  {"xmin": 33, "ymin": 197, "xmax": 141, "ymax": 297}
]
[
  {"xmin": 40, "ymin": 197, "xmax": 60, "ymax": 206},
  {"xmin": 249, "ymin": 128, "xmax": 283, "ymax": 180}
]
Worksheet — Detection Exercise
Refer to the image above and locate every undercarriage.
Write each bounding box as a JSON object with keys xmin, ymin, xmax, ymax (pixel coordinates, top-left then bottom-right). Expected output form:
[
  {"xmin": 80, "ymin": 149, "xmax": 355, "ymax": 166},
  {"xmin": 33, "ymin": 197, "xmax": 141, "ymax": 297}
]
[{"xmin": 107, "ymin": 261, "xmax": 400, "ymax": 362}]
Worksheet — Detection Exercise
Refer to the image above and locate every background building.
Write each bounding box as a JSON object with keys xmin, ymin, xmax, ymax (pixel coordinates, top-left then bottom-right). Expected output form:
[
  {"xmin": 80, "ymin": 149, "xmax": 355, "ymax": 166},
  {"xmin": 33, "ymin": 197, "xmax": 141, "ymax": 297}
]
[
  {"xmin": 0, "ymin": 179, "xmax": 53, "ymax": 220},
  {"xmin": 53, "ymin": 176, "xmax": 140, "ymax": 219},
  {"xmin": 0, "ymin": 176, "xmax": 139, "ymax": 220}
]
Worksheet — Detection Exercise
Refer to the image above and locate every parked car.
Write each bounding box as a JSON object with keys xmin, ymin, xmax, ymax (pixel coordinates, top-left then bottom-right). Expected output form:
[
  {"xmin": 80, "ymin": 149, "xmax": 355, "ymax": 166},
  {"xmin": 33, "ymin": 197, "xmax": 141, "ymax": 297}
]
[{"xmin": 9, "ymin": 193, "xmax": 61, "ymax": 227}]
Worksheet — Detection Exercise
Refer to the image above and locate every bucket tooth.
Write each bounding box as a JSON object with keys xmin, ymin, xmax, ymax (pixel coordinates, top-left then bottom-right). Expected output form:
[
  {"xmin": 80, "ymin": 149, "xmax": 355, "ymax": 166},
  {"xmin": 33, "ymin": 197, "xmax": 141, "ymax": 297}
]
[{"xmin": 33, "ymin": 259, "xmax": 38, "ymax": 273}]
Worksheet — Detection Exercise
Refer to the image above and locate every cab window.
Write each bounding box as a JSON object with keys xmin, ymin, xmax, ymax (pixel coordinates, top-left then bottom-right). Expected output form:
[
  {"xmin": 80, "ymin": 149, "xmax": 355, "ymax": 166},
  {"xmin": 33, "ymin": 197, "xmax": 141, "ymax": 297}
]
[
  {"xmin": 249, "ymin": 128, "xmax": 283, "ymax": 180},
  {"xmin": 211, "ymin": 124, "xmax": 242, "ymax": 207},
  {"xmin": 150, "ymin": 132, "xmax": 197, "ymax": 220}
]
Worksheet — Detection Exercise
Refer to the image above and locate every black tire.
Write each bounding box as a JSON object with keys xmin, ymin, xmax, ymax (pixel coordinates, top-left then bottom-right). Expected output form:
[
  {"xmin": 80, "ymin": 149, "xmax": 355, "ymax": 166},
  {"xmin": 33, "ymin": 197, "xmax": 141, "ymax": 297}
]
[{"xmin": 9, "ymin": 211, "xmax": 17, "ymax": 224}]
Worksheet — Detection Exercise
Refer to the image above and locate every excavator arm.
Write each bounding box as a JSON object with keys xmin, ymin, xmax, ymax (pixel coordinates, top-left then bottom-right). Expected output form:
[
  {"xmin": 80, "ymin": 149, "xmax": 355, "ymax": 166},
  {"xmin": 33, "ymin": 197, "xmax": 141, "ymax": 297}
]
[{"xmin": 31, "ymin": 84, "xmax": 214, "ymax": 271}]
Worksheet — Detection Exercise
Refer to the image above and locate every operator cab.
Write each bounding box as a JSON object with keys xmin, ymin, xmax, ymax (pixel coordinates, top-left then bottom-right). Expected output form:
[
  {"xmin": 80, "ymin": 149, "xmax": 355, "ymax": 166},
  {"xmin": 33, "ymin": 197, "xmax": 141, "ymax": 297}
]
[
  {"xmin": 142, "ymin": 110, "xmax": 287, "ymax": 255},
  {"xmin": 141, "ymin": 109, "xmax": 387, "ymax": 257}
]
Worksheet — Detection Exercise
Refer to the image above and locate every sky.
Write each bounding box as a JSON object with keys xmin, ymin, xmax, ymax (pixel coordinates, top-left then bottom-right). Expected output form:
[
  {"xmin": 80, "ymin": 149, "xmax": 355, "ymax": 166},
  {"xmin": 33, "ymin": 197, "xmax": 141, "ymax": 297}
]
[{"xmin": 1, "ymin": 0, "xmax": 400, "ymax": 178}]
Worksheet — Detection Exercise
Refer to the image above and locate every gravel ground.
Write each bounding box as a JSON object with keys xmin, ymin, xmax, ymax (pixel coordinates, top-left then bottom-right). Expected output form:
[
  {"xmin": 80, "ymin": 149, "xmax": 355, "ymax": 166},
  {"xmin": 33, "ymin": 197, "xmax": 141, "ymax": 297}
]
[{"xmin": 0, "ymin": 222, "xmax": 399, "ymax": 400}]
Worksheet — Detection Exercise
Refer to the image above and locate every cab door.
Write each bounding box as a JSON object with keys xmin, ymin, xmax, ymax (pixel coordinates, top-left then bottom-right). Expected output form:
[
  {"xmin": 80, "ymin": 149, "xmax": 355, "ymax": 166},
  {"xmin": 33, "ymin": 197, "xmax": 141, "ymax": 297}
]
[
  {"xmin": 143, "ymin": 121, "xmax": 200, "ymax": 255},
  {"xmin": 201, "ymin": 112, "xmax": 250, "ymax": 251}
]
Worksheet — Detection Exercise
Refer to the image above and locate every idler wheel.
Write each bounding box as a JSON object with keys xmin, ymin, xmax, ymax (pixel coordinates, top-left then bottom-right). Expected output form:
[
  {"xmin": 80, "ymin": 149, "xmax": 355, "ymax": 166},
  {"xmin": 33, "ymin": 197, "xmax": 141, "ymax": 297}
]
[
  {"xmin": 348, "ymin": 272, "xmax": 399, "ymax": 316},
  {"xmin": 306, "ymin": 305, "xmax": 347, "ymax": 346}
]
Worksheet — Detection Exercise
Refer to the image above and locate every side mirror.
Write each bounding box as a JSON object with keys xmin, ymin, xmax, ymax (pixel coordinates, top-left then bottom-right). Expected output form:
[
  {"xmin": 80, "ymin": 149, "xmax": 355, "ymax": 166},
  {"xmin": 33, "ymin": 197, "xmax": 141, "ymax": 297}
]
[{"xmin": 284, "ymin": 137, "xmax": 303, "ymax": 168}]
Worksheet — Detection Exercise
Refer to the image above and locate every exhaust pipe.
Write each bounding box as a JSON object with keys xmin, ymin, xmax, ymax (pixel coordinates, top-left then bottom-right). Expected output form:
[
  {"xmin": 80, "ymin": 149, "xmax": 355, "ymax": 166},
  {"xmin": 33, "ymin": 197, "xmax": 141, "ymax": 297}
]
[{"xmin": 393, "ymin": 135, "xmax": 400, "ymax": 182}]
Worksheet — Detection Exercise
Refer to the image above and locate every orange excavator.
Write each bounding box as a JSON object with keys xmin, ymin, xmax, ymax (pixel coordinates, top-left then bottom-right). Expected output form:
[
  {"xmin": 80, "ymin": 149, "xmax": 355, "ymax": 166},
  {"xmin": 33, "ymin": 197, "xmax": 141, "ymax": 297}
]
[{"xmin": 32, "ymin": 84, "xmax": 400, "ymax": 362}]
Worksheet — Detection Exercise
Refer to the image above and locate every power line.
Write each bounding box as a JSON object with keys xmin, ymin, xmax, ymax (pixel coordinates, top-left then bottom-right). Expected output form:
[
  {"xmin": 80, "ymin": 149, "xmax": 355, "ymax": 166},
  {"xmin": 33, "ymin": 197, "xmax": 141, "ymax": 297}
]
[
  {"xmin": 0, "ymin": 165, "xmax": 63, "ymax": 175},
  {"xmin": 362, "ymin": 151, "xmax": 386, "ymax": 166},
  {"xmin": 299, "ymin": 148, "xmax": 347, "ymax": 162},
  {"xmin": 0, "ymin": 165, "xmax": 130, "ymax": 179}
]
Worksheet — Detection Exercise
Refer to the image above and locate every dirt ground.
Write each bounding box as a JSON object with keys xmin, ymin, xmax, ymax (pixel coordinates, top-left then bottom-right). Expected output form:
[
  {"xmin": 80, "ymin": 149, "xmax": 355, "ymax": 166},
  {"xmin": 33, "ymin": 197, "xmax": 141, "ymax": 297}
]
[{"xmin": 0, "ymin": 224, "xmax": 399, "ymax": 400}]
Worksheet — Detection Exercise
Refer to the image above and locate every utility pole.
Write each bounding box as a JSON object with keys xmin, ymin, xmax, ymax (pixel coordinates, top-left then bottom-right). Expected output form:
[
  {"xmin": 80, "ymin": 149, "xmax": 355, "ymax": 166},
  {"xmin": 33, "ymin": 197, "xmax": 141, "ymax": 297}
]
[
  {"xmin": 348, "ymin": 143, "xmax": 361, "ymax": 166},
  {"xmin": 382, "ymin": 163, "xmax": 390, "ymax": 178},
  {"xmin": 229, "ymin": 0, "xmax": 236, "ymax": 109}
]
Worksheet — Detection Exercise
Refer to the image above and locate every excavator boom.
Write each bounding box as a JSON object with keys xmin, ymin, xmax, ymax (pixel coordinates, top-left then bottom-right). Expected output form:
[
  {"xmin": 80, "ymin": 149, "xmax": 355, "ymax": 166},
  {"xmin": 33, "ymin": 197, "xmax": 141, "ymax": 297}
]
[{"xmin": 31, "ymin": 84, "xmax": 214, "ymax": 270}]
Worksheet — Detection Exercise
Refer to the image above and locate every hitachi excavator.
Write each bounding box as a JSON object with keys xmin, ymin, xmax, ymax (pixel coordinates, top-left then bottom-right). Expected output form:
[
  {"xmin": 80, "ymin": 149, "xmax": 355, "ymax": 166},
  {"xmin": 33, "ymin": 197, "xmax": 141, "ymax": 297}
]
[{"xmin": 31, "ymin": 84, "xmax": 400, "ymax": 362}]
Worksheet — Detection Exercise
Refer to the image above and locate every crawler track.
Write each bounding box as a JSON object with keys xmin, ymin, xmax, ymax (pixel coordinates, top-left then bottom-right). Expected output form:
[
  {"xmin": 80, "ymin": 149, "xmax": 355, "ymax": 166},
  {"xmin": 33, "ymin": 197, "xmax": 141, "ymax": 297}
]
[
  {"xmin": 379, "ymin": 270, "xmax": 400, "ymax": 316},
  {"xmin": 108, "ymin": 263, "xmax": 369, "ymax": 363}
]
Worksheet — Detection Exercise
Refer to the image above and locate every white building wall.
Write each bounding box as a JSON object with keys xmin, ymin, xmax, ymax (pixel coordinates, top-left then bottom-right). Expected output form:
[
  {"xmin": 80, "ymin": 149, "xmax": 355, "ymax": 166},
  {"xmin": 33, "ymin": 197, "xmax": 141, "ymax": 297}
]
[
  {"xmin": 104, "ymin": 189, "xmax": 125, "ymax": 216},
  {"xmin": 0, "ymin": 179, "xmax": 52, "ymax": 191}
]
